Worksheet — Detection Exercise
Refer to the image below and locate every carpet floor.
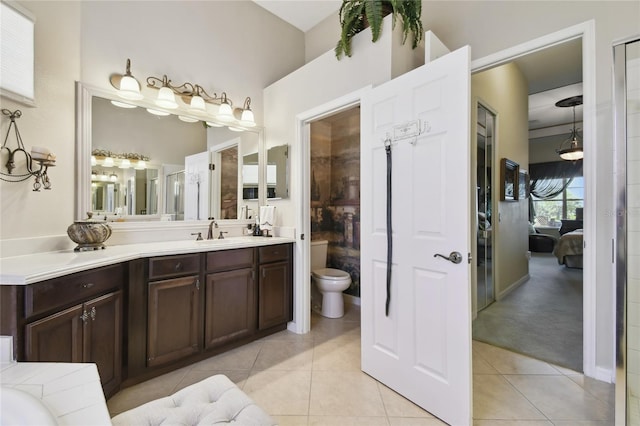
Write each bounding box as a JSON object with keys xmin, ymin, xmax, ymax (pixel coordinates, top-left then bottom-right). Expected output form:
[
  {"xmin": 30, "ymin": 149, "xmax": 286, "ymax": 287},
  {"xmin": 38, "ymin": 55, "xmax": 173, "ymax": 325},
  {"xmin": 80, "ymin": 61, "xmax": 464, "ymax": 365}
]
[{"xmin": 472, "ymin": 252, "xmax": 584, "ymax": 372}]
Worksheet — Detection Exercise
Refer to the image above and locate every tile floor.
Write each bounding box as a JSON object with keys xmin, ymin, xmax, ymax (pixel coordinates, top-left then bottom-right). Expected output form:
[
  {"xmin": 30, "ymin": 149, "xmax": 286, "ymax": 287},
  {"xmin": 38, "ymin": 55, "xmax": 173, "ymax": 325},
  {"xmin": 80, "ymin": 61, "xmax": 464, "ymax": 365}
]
[{"xmin": 107, "ymin": 304, "xmax": 616, "ymax": 425}]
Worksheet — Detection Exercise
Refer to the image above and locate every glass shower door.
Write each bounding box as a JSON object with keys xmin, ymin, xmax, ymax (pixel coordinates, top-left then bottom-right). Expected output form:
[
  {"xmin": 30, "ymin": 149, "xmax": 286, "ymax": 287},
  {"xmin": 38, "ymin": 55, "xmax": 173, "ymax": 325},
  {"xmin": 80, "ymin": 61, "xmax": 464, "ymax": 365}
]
[
  {"xmin": 477, "ymin": 104, "xmax": 495, "ymax": 311},
  {"xmin": 614, "ymin": 37, "xmax": 640, "ymax": 426}
]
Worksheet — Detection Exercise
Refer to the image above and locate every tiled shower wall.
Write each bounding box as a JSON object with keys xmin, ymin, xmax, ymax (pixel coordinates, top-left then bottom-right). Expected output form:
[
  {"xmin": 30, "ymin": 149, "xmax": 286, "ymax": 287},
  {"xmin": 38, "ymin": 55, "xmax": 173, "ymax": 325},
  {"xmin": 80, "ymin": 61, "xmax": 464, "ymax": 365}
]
[{"xmin": 310, "ymin": 108, "xmax": 361, "ymax": 297}]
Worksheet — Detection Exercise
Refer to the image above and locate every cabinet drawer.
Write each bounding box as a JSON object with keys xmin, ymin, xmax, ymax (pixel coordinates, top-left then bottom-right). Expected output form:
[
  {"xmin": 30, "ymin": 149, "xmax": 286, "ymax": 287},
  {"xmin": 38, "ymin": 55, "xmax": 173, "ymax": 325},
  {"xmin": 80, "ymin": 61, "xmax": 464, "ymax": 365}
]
[
  {"xmin": 258, "ymin": 244, "xmax": 291, "ymax": 264},
  {"xmin": 25, "ymin": 263, "xmax": 124, "ymax": 318},
  {"xmin": 149, "ymin": 254, "xmax": 200, "ymax": 280},
  {"xmin": 206, "ymin": 248, "xmax": 254, "ymax": 273}
]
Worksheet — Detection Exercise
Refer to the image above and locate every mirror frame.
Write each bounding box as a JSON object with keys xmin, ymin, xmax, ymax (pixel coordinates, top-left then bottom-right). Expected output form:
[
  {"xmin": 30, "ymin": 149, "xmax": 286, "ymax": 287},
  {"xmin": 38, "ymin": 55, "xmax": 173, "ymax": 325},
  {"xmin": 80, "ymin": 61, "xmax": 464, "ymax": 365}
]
[{"xmin": 75, "ymin": 81, "xmax": 266, "ymax": 222}]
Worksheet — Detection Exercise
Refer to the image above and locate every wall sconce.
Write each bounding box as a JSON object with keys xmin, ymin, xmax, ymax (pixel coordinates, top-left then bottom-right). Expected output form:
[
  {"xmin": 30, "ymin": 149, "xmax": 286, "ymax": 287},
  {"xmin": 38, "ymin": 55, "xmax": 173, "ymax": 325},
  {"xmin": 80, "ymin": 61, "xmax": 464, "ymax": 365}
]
[
  {"xmin": 108, "ymin": 59, "xmax": 256, "ymax": 129},
  {"xmin": 1, "ymin": 109, "xmax": 55, "ymax": 191}
]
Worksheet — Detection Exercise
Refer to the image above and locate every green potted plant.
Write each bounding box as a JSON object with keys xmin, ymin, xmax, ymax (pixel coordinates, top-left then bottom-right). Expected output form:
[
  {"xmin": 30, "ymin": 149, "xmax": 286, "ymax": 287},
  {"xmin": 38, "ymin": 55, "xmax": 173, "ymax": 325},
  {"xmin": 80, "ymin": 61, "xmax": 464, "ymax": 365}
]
[{"xmin": 335, "ymin": 0, "xmax": 424, "ymax": 59}]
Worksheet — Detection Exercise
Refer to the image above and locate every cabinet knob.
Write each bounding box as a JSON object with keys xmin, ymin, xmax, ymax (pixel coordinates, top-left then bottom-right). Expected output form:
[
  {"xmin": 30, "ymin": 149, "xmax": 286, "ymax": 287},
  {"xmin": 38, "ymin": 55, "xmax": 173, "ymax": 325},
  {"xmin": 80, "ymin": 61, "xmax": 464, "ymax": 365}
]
[
  {"xmin": 194, "ymin": 278, "xmax": 200, "ymax": 290},
  {"xmin": 90, "ymin": 306, "xmax": 96, "ymax": 321},
  {"xmin": 80, "ymin": 310, "xmax": 89, "ymax": 323}
]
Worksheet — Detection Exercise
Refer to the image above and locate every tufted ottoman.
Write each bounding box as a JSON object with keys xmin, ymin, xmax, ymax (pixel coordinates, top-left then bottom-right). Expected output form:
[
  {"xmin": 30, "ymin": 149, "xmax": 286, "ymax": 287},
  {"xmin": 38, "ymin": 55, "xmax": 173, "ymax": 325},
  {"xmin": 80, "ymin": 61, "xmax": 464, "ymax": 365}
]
[{"xmin": 111, "ymin": 374, "xmax": 276, "ymax": 425}]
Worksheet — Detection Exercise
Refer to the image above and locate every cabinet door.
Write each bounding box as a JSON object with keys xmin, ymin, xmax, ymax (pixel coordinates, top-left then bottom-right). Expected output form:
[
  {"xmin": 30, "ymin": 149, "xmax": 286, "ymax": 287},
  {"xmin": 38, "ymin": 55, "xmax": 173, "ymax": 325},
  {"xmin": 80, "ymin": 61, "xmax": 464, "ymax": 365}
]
[
  {"xmin": 83, "ymin": 291, "xmax": 122, "ymax": 398},
  {"xmin": 25, "ymin": 304, "xmax": 84, "ymax": 362},
  {"xmin": 205, "ymin": 268, "xmax": 256, "ymax": 349},
  {"xmin": 147, "ymin": 275, "xmax": 201, "ymax": 367},
  {"xmin": 258, "ymin": 261, "xmax": 292, "ymax": 330}
]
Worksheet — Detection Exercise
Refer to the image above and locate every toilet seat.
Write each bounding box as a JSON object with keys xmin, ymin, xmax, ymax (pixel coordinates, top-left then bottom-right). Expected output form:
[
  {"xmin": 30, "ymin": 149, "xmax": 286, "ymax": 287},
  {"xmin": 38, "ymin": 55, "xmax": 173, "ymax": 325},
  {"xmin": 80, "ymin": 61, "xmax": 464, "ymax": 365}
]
[{"xmin": 312, "ymin": 268, "xmax": 350, "ymax": 281}]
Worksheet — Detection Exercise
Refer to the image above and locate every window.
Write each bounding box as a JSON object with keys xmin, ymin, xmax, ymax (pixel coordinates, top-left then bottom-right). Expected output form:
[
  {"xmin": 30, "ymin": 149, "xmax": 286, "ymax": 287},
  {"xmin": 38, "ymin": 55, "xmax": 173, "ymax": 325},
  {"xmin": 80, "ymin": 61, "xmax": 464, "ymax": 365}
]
[
  {"xmin": 0, "ymin": 2, "xmax": 35, "ymax": 105},
  {"xmin": 532, "ymin": 176, "xmax": 584, "ymax": 226}
]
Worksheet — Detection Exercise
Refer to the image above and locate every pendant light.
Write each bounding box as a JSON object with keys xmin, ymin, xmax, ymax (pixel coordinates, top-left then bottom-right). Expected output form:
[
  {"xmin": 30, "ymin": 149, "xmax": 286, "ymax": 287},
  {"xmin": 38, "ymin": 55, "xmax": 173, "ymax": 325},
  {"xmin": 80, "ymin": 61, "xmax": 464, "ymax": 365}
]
[{"xmin": 555, "ymin": 95, "xmax": 584, "ymax": 161}]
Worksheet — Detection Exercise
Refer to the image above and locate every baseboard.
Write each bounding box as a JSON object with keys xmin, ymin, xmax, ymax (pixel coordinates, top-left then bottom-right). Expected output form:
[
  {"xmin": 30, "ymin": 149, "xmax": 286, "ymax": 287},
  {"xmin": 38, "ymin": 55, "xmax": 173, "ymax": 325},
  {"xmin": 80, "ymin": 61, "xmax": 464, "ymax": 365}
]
[
  {"xmin": 592, "ymin": 365, "xmax": 615, "ymax": 383},
  {"xmin": 496, "ymin": 274, "xmax": 530, "ymax": 300}
]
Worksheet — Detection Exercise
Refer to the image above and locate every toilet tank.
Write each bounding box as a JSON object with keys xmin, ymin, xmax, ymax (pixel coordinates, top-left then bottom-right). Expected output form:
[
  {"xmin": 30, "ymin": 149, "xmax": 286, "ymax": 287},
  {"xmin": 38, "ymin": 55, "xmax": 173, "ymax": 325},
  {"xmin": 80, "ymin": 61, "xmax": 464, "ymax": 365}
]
[{"xmin": 310, "ymin": 240, "xmax": 328, "ymax": 271}]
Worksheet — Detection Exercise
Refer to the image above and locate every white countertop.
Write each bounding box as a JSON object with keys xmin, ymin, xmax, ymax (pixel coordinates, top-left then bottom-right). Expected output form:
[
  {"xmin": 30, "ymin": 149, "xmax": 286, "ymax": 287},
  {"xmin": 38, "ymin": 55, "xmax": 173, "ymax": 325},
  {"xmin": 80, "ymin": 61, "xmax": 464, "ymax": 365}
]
[
  {"xmin": 0, "ymin": 236, "xmax": 295, "ymax": 285},
  {"xmin": 0, "ymin": 362, "xmax": 111, "ymax": 425}
]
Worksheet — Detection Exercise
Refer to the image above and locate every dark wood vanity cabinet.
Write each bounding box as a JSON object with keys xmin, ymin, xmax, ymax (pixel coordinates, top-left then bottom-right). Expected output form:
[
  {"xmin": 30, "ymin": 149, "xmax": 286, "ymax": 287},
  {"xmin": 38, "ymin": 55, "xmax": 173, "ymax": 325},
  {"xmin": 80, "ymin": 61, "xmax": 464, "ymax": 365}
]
[
  {"xmin": 146, "ymin": 254, "xmax": 202, "ymax": 368},
  {"xmin": 21, "ymin": 264, "xmax": 124, "ymax": 398},
  {"xmin": 204, "ymin": 248, "xmax": 256, "ymax": 349},
  {"xmin": 258, "ymin": 244, "xmax": 293, "ymax": 330}
]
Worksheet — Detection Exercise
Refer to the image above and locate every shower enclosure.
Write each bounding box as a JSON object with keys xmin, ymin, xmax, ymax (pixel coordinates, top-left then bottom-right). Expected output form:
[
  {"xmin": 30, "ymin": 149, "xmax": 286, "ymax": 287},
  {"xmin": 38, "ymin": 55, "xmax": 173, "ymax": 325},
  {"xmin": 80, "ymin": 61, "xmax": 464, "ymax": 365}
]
[
  {"xmin": 476, "ymin": 103, "xmax": 495, "ymax": 311},
  {"xmin": 614, "ymin": 37, "xmax": 640, "ymax": 426}
]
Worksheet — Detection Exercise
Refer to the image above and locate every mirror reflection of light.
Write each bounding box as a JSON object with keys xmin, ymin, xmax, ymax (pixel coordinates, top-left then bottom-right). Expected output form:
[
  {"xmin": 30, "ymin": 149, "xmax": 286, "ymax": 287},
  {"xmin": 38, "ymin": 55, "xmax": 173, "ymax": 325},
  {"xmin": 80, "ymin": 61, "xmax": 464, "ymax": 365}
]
[
  {"xmin": 178, "ymin": 115, "xmax": 199, "ymax": 123},
  {"xmin": 228, "ymin": 126, "xmax": 244, "ymax": 132},
  {"xmin": 135, "ymin": 160, "xmax": 146, "ymax": 170},
  {"xmin": 103, "ymin": 157, "xmax": 114, "ymax": 167},
  {"xmin": 147, "ymin": 108, "xmax": 170, "ymax": 116},
  {"xmin": 119, "ymin": 159, "xmax": 131, "ymax": 168},
  {"xmin": 91, "ymin": 156, "xmax": 97, "ymax": 166}
]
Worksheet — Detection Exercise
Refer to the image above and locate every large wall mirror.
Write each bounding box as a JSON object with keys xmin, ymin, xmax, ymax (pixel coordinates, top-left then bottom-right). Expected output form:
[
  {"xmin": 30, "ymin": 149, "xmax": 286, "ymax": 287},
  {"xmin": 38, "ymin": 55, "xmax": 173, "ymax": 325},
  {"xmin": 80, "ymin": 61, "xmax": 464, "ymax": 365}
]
[{"xmin": 76, "ymin": 83, "xmax": 265, "ymax": 223}]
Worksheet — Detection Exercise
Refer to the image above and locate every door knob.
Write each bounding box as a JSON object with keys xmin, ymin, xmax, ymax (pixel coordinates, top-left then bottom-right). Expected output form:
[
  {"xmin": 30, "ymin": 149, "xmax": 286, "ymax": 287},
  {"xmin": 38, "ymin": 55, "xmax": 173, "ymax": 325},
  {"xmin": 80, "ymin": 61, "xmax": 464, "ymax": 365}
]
[{"xmin": 434, "ymin": 251, "xmax": 463, "ymax": 264}]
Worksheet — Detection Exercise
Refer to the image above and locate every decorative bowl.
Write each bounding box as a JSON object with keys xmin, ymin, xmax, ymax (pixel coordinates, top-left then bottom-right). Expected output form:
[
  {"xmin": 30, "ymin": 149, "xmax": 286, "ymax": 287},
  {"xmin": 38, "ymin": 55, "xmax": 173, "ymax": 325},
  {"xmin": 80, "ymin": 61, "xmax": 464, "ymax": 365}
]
[{"xmin": 67, "ymin": 212, "xmax": 112, "ymax": 251}]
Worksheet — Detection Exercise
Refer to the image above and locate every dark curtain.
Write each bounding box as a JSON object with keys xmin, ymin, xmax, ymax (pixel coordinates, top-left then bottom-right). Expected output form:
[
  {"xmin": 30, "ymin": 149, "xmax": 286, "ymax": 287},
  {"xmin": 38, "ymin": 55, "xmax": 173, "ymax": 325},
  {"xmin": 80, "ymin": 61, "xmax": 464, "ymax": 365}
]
[{"xmin": 528, "ymin": 160, "xmax": 583, "ymax": 222}]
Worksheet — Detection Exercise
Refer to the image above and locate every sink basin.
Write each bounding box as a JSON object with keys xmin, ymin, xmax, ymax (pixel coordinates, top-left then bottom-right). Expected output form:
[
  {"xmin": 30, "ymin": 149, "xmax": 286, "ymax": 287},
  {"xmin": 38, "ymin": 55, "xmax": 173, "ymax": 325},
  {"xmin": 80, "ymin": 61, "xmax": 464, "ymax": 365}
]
[{"xmin": 0, "ymin": 387, "xmax": 57, "ymax": 425}]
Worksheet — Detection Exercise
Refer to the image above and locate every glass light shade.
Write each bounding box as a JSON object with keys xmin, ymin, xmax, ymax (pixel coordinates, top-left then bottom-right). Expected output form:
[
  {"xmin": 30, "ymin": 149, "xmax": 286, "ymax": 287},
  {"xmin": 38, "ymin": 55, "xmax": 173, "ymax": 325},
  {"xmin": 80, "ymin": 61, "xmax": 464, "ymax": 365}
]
[
  {"xmin": 156, "ymin": 86, "xmax": 178, "ymax": 109},
  {"xmin": 119, "ymin": 158, "xmax": 131, "ymax": 169},
  {"xmin": 117, "ymin": 75, "xmax": 144, "ymax": 100},
  {"xmin": 228, "ymin": 126, "xmax": 245, "ymax": 132},
  {"xmin": 110, "ymin": 173, "xmax": 118, "ymax": 182},
  {"xmin": 111, "ymin": 100, "xmax": 137, "ymax": 109},
  {"xmin": 205, "ymin": 121, "xmax": 224, "ymax": 127},
  {"xmin": 91, "ymin": 156, "xmax": 97, "ymax": 166},
  {"xmin": 189, "ymin": 95, "xmax": 207, "ymax": 114},
  {"xmin": 100, "ymin": 173, "xmax": 108, "ymax": 181},
  {"xmin": 559, "ymin": 147, "xmax": 584, "ymax": 161},
  {"xmin": 103, "ymin": 157, "xmax": 114, "ymax": 167},
  {"xmin": 134, "ymin": 160, "xmax": 146, "ymax": 170},
  {"xmin": 217, "ymin": 102, "xmax": 234, "ymax": 122},
  {"xmin": 146, "ymin": 108, "xmax": 170, "ymax": 116},
  {"xmin": 239, "ymin": 109, "xmax": 256, "ymax": 127},
  {"xmin": 178, "ymin": 115, "xmax": 198, "ymax": 123}
]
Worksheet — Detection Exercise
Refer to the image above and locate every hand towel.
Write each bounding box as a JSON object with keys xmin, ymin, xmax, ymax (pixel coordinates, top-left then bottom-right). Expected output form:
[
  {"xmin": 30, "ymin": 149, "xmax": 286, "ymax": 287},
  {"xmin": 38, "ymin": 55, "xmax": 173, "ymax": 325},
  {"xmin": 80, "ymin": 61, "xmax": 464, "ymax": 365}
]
[{"xmin": 259, "ymin": 206, "xmax": 275, "ymax": 232}]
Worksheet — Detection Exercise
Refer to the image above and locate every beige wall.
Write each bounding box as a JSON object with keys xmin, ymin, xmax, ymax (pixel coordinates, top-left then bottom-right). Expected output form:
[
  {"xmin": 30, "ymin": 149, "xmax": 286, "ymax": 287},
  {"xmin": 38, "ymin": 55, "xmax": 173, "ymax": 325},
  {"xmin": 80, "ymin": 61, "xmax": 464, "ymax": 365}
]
[
  {"xmin": 0, "ymin": 2, "xmax": 81, "ymax": 247},
  {"xmin": 472, "ymin": 63, "xmax": 530, "ymax": 299},
  {"xmin": 0, "ymin": 1, "xmax": 305, "ymax": 246}
]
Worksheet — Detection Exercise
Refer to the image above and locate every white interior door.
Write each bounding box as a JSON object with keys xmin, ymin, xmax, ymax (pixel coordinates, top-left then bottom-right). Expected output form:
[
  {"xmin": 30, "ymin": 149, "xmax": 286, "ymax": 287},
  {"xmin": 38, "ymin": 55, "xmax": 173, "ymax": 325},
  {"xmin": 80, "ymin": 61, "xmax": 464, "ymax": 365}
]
[{"xmin": 361, "ymin": 46, "xmax": 472, "ymax": 425}]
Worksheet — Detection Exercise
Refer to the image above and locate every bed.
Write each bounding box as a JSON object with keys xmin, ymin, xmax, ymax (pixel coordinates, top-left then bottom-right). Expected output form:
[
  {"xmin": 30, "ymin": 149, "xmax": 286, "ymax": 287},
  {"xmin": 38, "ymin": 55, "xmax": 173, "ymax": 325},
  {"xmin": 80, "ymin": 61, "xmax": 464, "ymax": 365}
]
[{"xmin": 553, "ymin": 229, "xmax": 583, "ymax": 268}]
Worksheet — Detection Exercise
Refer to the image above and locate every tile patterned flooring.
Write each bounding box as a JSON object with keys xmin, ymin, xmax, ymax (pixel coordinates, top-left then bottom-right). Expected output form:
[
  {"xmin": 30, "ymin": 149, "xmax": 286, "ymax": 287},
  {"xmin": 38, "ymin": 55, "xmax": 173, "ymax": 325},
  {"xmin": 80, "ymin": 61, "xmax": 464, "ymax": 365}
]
[{"xmin": 107, "ymin": 305, "xmax": 615, "ymax": 425}]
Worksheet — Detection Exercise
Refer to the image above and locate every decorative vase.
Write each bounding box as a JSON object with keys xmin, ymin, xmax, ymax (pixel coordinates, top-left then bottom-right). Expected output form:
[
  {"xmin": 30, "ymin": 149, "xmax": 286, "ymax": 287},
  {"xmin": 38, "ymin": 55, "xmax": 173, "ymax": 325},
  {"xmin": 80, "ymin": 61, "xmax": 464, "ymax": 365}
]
[{"xmin": 67, "ymin": 212, "xmax": 112, "ymax": 251}]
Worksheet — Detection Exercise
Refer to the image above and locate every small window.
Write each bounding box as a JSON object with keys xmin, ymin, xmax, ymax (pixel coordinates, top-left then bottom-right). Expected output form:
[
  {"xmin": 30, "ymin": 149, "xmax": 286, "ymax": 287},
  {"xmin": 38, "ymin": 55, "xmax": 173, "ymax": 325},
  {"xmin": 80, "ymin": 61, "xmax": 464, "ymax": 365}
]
[{"xmin": 0, "ymin": 1, "xmax": 35, "ymax": 105}]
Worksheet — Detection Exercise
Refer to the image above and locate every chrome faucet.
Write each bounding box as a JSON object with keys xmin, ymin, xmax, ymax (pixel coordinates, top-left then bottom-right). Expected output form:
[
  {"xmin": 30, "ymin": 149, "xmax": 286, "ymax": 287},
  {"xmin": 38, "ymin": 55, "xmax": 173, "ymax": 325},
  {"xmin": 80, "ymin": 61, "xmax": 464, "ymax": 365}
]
[{"xmin": 207, "ymin": 219, "xmax": 218, "ymax": 240}]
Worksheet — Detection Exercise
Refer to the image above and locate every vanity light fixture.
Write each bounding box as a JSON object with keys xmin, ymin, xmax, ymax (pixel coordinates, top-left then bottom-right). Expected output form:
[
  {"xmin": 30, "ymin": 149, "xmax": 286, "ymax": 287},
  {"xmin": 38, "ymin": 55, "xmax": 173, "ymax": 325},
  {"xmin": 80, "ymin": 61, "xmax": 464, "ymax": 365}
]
[
  {"xmin": 118, "ymin": 158, "xmax": 131, "ymax": 169},
  {"xmin": 134, "ymin": 160, "xmax": 147, "ymax": 170},
  {"xmin": 110, "ymin": 59, "xmax": 144, "ymax": 101},
  {"xmin": 555, "ymin": 95, "xmax": 584, "ymax": 161},
  {"xmin": 109, "ymin": 59, "xmax": 257, "ymax": 128},
  {"xmin": 0, "ymin": 109, "xmax": 54, "ymax": 191}
]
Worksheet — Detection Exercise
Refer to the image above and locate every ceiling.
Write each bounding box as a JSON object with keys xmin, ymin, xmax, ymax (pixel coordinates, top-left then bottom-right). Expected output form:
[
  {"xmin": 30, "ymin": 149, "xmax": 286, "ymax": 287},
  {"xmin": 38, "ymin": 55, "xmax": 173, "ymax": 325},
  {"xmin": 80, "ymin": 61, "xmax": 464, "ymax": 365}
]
[{"xmin": 251, "ymin": 1, "xmax": 583, "ymax": 135}]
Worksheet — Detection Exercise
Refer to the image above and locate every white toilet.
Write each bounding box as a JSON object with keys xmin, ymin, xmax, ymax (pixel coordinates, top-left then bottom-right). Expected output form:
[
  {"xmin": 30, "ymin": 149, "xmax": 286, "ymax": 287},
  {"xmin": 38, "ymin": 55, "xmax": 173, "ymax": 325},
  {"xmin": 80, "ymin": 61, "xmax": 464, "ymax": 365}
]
[{"xmin": 310, "ymin": 240, "xmax": 352, "ymax": 318}]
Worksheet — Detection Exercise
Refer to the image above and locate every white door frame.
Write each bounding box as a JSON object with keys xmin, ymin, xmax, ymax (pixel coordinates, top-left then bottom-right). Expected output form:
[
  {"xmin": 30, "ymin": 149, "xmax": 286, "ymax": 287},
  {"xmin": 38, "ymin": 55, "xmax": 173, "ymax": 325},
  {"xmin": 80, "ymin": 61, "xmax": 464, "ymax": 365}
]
[
  {"xmin": 292, "ymin": 21, "xmax": 598, "ymax": 379},
  {"xmin": 471, "ymin": 20, "xmax": 597, "ymax": 379},
  {"xmin": 290, "ymin": 87, "xmax": 371, "ymax": 334}
]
